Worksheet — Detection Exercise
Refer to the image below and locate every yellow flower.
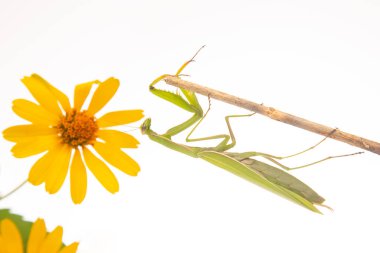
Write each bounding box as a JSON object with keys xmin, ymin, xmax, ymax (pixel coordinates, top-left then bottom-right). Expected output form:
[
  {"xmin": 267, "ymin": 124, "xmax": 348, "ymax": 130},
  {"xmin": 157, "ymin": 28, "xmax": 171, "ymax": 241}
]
[
  {"xmin": 3, "ymin": 74, "xmax": 144, "ymax": 203},
  {"xmin": 0, "ymin": 218, "xmax": 78, "ymax": 253}
]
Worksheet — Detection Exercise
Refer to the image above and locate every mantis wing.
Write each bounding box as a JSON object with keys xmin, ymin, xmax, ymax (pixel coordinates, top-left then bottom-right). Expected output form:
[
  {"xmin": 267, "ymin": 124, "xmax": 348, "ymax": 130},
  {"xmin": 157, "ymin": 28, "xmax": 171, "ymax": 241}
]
[
  {"xmin": 198, "ymin": 151, "xmax": 322, "ymax": 213},
  {"xmin": 226, "ymin": 153, "xmax": 325, "ymax": 204}
]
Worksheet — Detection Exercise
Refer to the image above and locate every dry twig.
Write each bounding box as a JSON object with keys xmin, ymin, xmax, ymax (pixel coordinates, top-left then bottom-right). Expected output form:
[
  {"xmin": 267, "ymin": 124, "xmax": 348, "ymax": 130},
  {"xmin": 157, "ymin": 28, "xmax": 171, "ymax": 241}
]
[{"xmin": 164, "ymin": 75, "xmax": 380, "ymax": 155}]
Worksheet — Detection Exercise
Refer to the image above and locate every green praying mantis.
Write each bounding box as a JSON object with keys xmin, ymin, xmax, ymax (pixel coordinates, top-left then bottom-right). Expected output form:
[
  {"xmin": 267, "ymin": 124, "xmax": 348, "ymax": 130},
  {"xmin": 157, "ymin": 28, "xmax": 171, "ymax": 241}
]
[{"xmin": 141, "ymin": 47, "xmax": 352, "ymax": 213}]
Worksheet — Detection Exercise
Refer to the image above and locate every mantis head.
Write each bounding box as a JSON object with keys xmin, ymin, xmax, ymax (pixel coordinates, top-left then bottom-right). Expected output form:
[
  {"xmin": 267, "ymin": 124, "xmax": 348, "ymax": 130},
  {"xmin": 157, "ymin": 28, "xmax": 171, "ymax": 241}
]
[{"xmin": 140, "ymin": 118, "xmax": 152, "ymax": 135}]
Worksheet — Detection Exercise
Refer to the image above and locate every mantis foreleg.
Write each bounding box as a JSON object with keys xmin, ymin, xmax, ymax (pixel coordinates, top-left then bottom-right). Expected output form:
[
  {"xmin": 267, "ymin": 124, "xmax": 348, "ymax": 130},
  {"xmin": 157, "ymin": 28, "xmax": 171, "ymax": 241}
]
[{"xmin": 149, "ymin": 46, "xmax": 205, "ymax": 138}]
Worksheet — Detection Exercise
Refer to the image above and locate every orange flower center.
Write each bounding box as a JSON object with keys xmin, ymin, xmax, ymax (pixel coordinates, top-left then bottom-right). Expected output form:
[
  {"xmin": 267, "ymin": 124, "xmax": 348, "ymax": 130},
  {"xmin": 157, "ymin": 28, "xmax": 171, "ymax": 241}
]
[{"xmin": 57, "ymin": 109, "xmax": 98, "ymax": 147}]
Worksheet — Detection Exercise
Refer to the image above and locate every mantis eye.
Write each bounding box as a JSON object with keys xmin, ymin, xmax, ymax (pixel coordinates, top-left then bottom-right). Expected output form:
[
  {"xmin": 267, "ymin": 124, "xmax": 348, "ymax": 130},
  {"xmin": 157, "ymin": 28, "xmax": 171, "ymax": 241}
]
[{"xmin": 140, "ymin": 118, "xmax": 152, "ymax": 134}]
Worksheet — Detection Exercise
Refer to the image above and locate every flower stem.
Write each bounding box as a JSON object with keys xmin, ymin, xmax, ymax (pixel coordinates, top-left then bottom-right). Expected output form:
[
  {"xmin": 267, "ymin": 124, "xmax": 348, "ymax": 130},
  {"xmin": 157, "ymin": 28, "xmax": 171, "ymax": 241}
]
[{"xmin": 0, "ymin": 179, "xmax": 28, "ymax": 201}]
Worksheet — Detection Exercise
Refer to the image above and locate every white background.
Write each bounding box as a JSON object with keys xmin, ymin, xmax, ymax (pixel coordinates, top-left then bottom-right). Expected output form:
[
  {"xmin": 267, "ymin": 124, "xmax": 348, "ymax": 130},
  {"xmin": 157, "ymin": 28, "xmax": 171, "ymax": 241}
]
[{"xmin": 1, "ymin": 0, "xmax": 380, "ymax": 252}]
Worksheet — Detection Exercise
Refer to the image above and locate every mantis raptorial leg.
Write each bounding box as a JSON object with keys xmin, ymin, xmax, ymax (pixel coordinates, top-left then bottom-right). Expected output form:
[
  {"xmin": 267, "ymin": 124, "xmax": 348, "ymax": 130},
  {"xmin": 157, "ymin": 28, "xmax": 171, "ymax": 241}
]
[{"xmin": 149, "ymin": 46, "xmax": 205, "ymax": 138}]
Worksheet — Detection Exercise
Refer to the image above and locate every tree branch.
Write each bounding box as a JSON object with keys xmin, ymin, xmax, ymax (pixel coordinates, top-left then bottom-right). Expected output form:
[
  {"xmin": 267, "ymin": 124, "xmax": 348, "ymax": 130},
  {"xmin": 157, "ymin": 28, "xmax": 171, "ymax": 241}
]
[{"xmin": 164, "ymin": 75, "xmax": 380, "ymax": 155}]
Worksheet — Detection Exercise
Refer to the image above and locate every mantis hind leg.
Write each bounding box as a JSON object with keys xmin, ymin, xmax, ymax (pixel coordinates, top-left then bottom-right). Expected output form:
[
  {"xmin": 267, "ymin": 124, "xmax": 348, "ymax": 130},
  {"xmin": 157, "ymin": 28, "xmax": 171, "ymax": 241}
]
[
  {"xmin": 234, "ymin": 151, "xmax": 362, "ymax": 171},
  {"xmin": 231, "ymin": 129, "xmax": 363, "ymax": 170}
]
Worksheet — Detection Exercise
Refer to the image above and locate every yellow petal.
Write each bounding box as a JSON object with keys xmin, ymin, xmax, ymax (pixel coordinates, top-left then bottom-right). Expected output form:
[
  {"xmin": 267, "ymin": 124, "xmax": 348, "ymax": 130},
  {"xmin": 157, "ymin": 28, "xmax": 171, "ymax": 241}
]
[
  {"xmin": 21, "ymin": 74, "xmax": 63, "ymax": 116},
  {"xmin": 45, "ymin": 144, "xmax": 72, "ymax": 194},
  {"xmin": 94, "ymin": 141, "xmax": 140, "ymax": 176},
  {"xmin": 97, "ymin": 129, "xmax": 139, "ymax": 148},
  {"xmin": 12, "ymin": 99, "xmax": 60, "ymax": 125},
  {"xmin": 82, "ymin": 147, "xmax": 119, "ymax": 193},
  {"xmin": 11, "ymin": 135, "xmax": 59, "ymax": 158},
  {"xmin": 29, "ymin": 143, "xmax": 62, "ymax": 185},
  {"xmin": 27, "ymin": 219, "xmax": 47, "ymax": 253},
  {"xmin": 39, "ymin": 226, "xmax": 63, "ymax": 253},
  {"xmin": 58, "ymin": 242, "xmax": 79, "ymax": 253},
  {"xmin": 70, "ymin": 149, "xmax": 87, "ymax": 204},
  {"xmin": 97, "ymin": 110, "xmax": 144, "ymax": 127},
  {"xmin": 0, "ymin": 219, "xmax": 23, "ymax": 253},
  {"xmin": 0, "ymin": 236, "xmax": 5, "ymax": 252},
  {"xmin": 3, "ymin": 124, "xmax": 57, "ymax": 142},
  {"xmin": 86, "ymin": 77, "xmax": 119, "ymax": 115},
  {"xmin": 74, "ymin": 80, "xmax": 99, "ymax": 111},
  {"xmin": 34, "ymin": 74, "xmax": 71, "ymax": 113}
]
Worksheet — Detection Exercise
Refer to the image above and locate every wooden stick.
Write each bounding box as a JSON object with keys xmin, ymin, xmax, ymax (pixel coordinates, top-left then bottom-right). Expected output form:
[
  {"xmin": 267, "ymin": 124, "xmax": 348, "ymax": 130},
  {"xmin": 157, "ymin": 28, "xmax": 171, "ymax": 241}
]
[{"xmin": 164, "ymin": 75, "xmax": 380, "ymax": 155}]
